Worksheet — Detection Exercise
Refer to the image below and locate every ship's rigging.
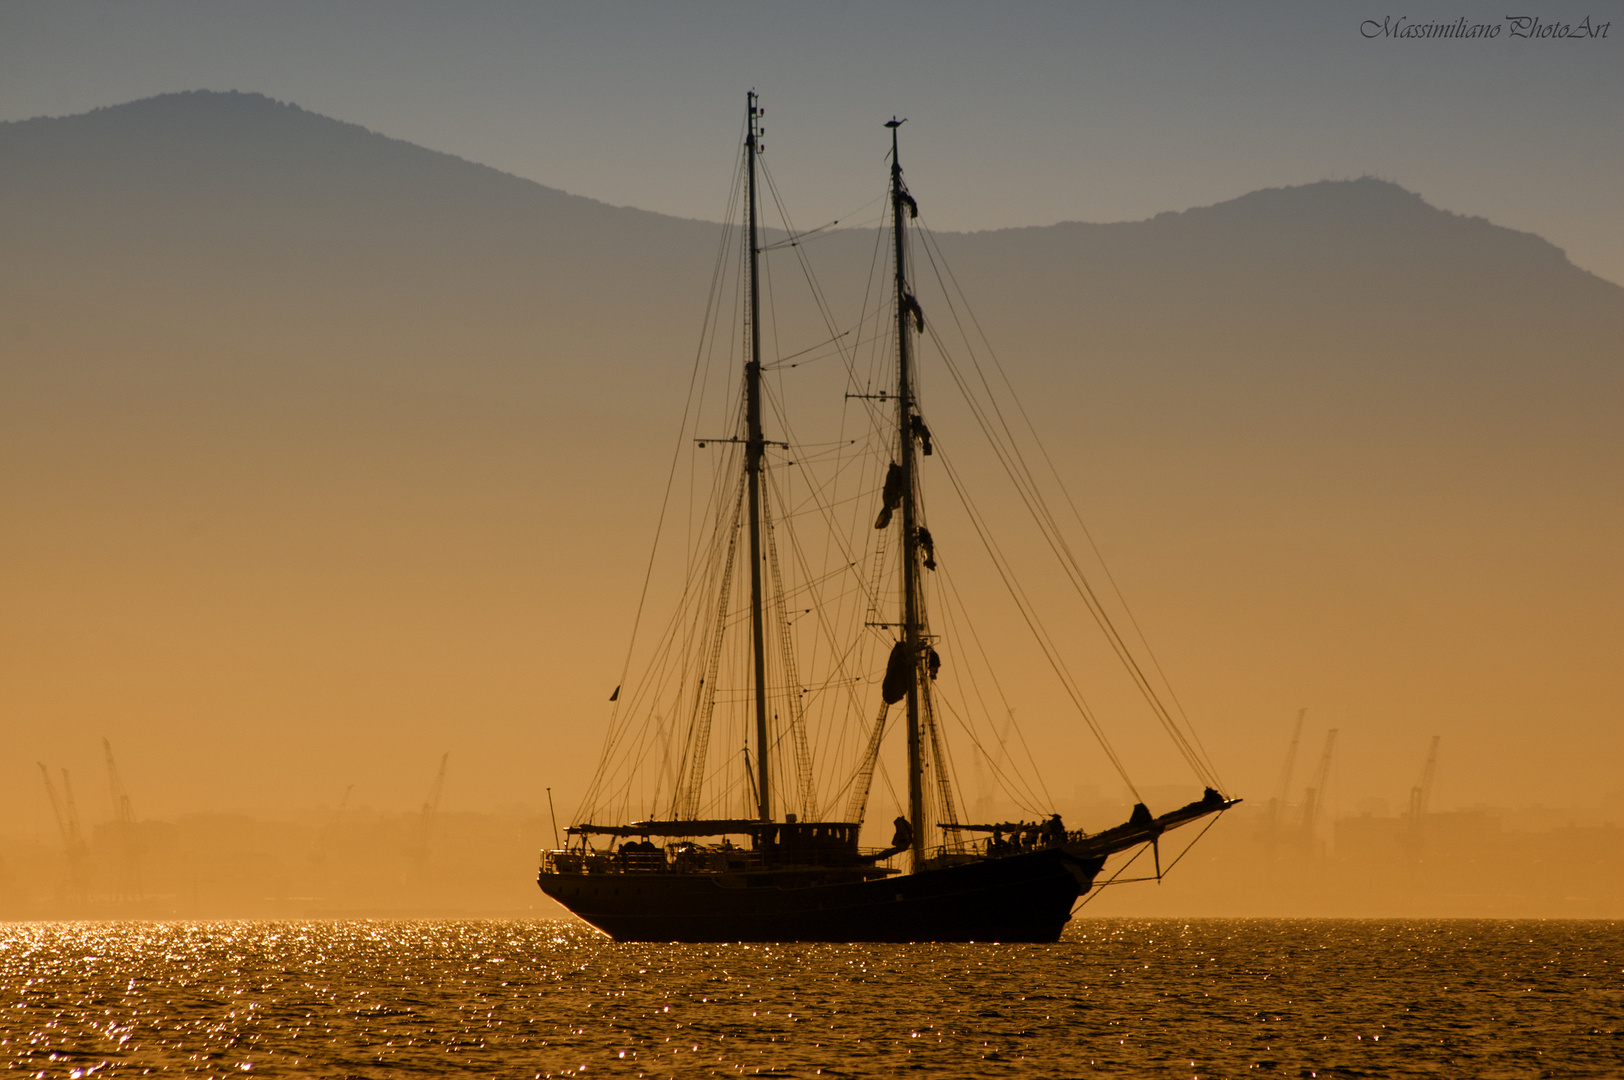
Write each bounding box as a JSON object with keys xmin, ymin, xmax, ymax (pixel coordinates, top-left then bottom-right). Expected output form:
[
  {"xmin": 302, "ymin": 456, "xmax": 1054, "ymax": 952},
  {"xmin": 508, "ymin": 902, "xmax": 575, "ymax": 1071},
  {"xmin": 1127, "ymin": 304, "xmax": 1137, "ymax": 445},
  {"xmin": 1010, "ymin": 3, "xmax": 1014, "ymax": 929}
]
[{"xmin": 572, "ymin": 93, "xmax": 1226, "ymax": 869}]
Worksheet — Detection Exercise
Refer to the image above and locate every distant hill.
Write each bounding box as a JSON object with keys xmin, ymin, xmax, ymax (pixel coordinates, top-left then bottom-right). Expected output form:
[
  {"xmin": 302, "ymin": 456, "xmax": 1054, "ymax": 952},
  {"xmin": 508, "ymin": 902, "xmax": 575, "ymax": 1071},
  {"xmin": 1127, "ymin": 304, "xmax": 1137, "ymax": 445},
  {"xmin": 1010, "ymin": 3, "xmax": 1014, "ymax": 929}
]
[
  {"xmin": 4, "ymin": 91, "xmax": 1613, "ymax": 420},
  {"xmin": 1, "ymin": 91, "xmax": 1619, "ymax": 854},
  {"xmin": 0, "ymin": 90, "xmax": 718, "ymax": 377}
]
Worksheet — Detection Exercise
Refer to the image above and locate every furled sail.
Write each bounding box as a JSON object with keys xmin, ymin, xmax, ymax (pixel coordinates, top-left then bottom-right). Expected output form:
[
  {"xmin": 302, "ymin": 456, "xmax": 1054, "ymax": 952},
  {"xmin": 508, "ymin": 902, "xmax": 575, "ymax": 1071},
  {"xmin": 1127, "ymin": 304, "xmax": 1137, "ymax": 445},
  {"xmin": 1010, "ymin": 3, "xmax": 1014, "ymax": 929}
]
[{"xmin": 874, "ymin": 461, "xmax": 904, "ymax": 529}]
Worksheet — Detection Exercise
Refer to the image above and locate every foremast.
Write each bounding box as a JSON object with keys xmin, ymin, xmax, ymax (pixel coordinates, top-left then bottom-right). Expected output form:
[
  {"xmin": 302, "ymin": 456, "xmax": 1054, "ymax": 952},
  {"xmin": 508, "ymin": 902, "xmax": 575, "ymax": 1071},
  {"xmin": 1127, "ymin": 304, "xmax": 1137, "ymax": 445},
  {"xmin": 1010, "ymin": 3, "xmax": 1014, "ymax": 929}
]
[
  {"xmin": 887, "ymin": 118, "xmax": 929, "ymax": 870},
  {"xmin": 745, "ymin": 92, "xmax": 772, "ymax": 824}
]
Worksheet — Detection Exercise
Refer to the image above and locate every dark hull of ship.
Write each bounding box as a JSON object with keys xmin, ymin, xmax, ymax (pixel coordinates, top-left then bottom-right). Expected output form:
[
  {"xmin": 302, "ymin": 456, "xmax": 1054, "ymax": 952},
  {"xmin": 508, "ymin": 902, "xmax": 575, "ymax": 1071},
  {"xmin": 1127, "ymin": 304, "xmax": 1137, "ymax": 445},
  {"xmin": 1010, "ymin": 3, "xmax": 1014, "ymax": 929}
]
[{"xmin": 537, "ymin": 846, "xmax": 1107, "ymax": 943}]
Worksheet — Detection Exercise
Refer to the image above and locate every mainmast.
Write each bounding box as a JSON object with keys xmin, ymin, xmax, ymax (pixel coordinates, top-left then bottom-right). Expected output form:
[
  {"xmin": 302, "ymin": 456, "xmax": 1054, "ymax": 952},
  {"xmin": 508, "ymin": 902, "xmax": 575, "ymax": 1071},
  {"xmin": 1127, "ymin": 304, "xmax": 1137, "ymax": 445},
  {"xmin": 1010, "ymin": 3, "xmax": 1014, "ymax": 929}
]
[
  {"xmin": 745, "ymin": 92, "xmax": 772, "ymax": 824},
  {"xmin": 887, "ymin": 118, "xmax": 928, "ymax": 869}
]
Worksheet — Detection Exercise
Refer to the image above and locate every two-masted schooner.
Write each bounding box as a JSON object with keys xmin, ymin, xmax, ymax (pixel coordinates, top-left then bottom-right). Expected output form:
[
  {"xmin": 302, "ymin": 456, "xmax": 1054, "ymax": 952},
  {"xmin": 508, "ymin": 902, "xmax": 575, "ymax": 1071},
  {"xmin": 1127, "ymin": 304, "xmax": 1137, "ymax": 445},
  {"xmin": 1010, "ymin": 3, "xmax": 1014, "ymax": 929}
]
[{"xmin": 537, "ymin": 95, "xmax": 1235, "ymax": 942}]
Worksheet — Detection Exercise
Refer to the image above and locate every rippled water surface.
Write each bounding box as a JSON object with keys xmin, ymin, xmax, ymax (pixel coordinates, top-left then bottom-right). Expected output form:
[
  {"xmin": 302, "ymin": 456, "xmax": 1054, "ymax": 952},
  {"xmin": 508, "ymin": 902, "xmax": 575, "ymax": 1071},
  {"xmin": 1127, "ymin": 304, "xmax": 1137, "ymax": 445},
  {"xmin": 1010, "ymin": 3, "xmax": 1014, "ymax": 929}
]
[{"xmin": 2, "ymin": 919, "xmax": 1620, "ymax": 1077}]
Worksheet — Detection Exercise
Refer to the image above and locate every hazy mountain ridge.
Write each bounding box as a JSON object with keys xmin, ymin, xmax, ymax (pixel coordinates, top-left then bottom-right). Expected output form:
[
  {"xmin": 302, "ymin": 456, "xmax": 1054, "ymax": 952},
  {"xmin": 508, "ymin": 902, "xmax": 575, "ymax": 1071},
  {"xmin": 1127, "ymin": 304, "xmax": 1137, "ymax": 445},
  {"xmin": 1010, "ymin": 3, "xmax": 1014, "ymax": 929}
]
[
  {"xmin": 998, "ymin": 177, "xmax": 1582, "ymax": 274},
  {"xmin": 5, "ymin": 91, "xmax": 1616, "ymax": 396},
  {"xmin": 6, "ymin": 92, "xmax": 1615, "ymax": 324},
  {"xmin": 2, "ymin": 89, "xmax": 672, "ymax": 224},
  {"xmin": 946, "ymin": 177, "xmax": 1618, "ymax": 346},
  {"xmin": 1, "ymin": 90, "xmax": 723, "ymax": 375}
]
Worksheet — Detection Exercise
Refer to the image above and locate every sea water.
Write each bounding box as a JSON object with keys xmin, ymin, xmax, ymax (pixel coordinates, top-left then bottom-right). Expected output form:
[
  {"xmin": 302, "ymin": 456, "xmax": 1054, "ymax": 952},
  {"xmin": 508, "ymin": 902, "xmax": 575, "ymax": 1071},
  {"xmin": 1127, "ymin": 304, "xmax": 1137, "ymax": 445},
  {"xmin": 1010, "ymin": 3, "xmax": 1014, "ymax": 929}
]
[{"xmin": 1, "ymin": 919, "xmax": 1619, "ymax": 1077}]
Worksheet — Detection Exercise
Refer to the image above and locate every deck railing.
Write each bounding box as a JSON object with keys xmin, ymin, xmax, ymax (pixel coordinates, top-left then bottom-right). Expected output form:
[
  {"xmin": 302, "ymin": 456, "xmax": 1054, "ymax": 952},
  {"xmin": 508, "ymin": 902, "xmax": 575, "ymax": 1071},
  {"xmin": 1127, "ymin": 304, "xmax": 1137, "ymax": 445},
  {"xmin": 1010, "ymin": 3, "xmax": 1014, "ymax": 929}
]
[{"xmin": 542, "ymin": 845, "xmax": 904, "ymax": 876}]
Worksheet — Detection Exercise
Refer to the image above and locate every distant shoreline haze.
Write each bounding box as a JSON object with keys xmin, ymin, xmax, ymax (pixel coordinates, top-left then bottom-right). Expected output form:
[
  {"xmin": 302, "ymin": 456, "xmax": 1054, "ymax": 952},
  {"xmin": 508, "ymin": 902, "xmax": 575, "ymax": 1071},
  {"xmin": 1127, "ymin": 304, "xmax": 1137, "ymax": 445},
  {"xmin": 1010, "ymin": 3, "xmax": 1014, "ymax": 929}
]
[{"xmin": 1, "ymin": 92, "xmax": 1619, "ymax": 919}]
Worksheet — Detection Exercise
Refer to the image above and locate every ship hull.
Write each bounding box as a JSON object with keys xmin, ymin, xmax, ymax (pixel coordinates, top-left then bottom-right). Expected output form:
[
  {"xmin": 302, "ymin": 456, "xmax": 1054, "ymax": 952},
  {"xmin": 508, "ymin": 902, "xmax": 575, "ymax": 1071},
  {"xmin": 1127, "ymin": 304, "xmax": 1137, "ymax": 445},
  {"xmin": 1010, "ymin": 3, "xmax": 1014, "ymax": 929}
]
[{"xmin": 537, "ymin": 847, "xmax": 1106, "ymax": 943}]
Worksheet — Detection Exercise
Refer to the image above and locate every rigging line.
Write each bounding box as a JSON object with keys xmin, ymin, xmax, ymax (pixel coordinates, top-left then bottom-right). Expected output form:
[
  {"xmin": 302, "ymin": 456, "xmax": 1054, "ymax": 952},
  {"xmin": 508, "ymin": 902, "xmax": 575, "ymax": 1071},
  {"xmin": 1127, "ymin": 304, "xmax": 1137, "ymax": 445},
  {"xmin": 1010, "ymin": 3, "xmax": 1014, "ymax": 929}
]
[
  {"xmin": 755, "ymin": 173, "xmax": 948, "ymax": 818},
  {"xmin": 760, "ymin": 159, "xmax": 891, "ymax": 435},
  {"xmin": 812, "ymin": 626, "xmax": 877, "ymax": 758},
  {"xmin": 930, "ymin": 429, "xmax": 1102, "ymax": 742},
  {"xmin": 759, "ymin": 487, "xmax": 818, "ymax": 817},
  {"xmin": 916, "ymin": 222, "xmax": 1225, "ymax": 791},
  {"xmin": 766, "ymin": 372, "xmax": 872, "ymax": 757},
  {"xmin": 759, "ymin": 190, "xmax": 889, "ymax": 252},
  {"xmin": 930, "ymin": 546, "xmax": 1050, "ymax": 811},
  {"xmin": 759, "ymin": 230, "xmax": 788, "ymax": 392},
  {"xmin": 910, "ymin": 243, "xmax": 1117, "ymax": 651},
  {"xmin": 871, "ymin": 746, "xmax": 903, "ymax": 827},
  {"xmin": 685, "ymin": 198, "xmax": 746, "ymax": 583},
  {"xmin": 623, "ymin": 536, "xmax": 727, "ymax": 722},
  {"xmin": 921, "ymin": 693, "xmax": 963, "ymax": 844},
  {"xmin": 628, "ymin": 465, "xmax": 736, "ymax": 764},
  {"xmin": 1156, "ymin": 808, "xmax": 1228, "ymax": 879},
  {"xmin": 760, "ymin": 560, "xmax": 861, "ymax": 604},
  {"xmin": 941, "ymin": 594, "xmax": 1052, "ymax": 812},
  {"xmin": 917, "ymin": 303, "xmax": 1216, "ymax": 791},
  {"xmin": 931, "ymin": 691, "xmax": 1044, "ymax": 819},
  {"xmin": 758, "ymin": 163, "xmax": 839, "ymax": 352},
  {"xmin": 762, "ymin": 462, "xmax": 881, "ymax": 811},
  {"xmin": 760, "ymin": 381, "xmax": 880, "ymax": 613},
  {"xmin": 579, "ymin": 162, "xmax": 744, "ymax": 819},
  {"xmin": 762, "ymin": 299, "xmax": 892, "ymax": 372},
  {"xmin": 681, "ymin": 151, "xmax": 748, "ymax": 599},
  {"xmin": 762, "ymin": 345, "xmax": 847, "ymax": 373},
  {"xmin": 677, "ymin": 474, "xmax": 748, "ymax": 820},
  {"xmin": 1072, "ymin": 810, "xmax": 1228, "ymax": 917},
  {"xmin": 587, "ymin": 395, "xmax": 725, "ymax": 807},
  {"xmin": 852, "ymin": 206, "xmax": 891, "ymax": 401},
  {"xmin": 928, "ymin": 341, "xmax": 1212, "ymax": 788},
  {"xmin": 767, "ymin": 439, "xmax": 869, "ymax": 458},
  {"xmin": 591, "ymin": 152, "xmax": 753, "ymax": 814},
  {"xmin": 758, "ymin": 194, "xmax": 887, "ymax": 253},
  {"xmin": 933, "ymin": 696, "xmax": 1039, "ymax": 819},
  {"xmin": 594, "ymin": 430, "xmax": 744, "ymax": 791},
  {"xmin": 759, "ymin": 160, "xmax": 897, "ymax": 665},
  {"xmin": 840, "ymin": 702, "xmax": 889, "ymax": 822},
  {"xmin": 935, "ymin": 445, "xmax": 1141, "ymax": 800},
  {"xmin": 649, "ymin": 259, "xmax": 751, "ymax": 810},
  {"xmin": 783, "ymin": 302, "xmax": 893, "ymax": 364},
  {"xmin": 931, "ymin": 567, "xmax": 1051, "ymax": 813},
  {"xmin": 778, "ymin": 486, "xmax": 870, "ymax": 521},
  {"xmin": 826, "ymin": 305, "xmax": 877, "ymax": 667},
  {"xmin": 761, "ymin": 328, "xmax": 854, "ymax": 370},
  {"xmin": 757, "ymin": 220, "xmax": 838, "ymax": 251},
  {"xmin": 909, "ymin": 229, "xmax": 1196, "ymax": 768},
  {"xmin": 939, "ymin": 489, "xmax": 1128, "ymax": 806},
  {"xmin": 1069, "ymin": 843, "xmax": 1150, "ymax": 915},
  {"xmin": 758, "ymin": 385, "xmax": 890, "ymax": 765}
]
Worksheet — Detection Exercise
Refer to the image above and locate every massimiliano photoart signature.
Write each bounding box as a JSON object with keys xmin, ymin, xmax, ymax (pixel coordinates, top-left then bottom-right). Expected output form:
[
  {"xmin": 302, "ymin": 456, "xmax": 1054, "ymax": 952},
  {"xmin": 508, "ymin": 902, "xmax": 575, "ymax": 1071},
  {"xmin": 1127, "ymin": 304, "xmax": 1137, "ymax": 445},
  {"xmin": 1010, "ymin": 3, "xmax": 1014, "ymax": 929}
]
[{"xmin": 1362, "ymin": 15, "xmax": 1612, "ymax": 39}]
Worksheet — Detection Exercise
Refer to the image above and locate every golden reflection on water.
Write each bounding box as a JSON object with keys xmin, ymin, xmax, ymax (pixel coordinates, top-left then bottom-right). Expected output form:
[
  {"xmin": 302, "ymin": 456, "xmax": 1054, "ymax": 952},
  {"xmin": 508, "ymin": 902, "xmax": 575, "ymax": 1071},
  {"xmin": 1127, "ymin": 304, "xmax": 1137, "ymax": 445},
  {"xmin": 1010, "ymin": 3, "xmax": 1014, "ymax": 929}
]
[{"xmin": 0, "ymin": 919, "xmax": 1619, "ymax": 1077}]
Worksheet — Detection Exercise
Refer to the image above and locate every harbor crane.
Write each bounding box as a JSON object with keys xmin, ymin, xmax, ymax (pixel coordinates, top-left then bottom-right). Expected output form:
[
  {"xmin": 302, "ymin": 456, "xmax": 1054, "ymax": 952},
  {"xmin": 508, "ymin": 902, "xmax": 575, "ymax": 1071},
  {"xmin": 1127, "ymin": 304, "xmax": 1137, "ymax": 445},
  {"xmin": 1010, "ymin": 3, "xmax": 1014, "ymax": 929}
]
[
  {"xmin": 410, "ymin": 753, "xmax": 449, "ymax": 865},
  {"xmin": 1297, "ymin": 728, "xmax": 1339, "ymax": 855},
  {"xmin": 1260, "ymin": 708, "xmax": 1306, "ymax": 852},
  {"xmin": 1406, "ymin": 735, "xmax": 1441, "ymax": 853},
  {"xmin": 102, "ymin": 739, "xmax": 143, "ymax": 900},
  {"xmin": 38, "ymin": 764, "xmax": 90, "ymax": 900}
]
